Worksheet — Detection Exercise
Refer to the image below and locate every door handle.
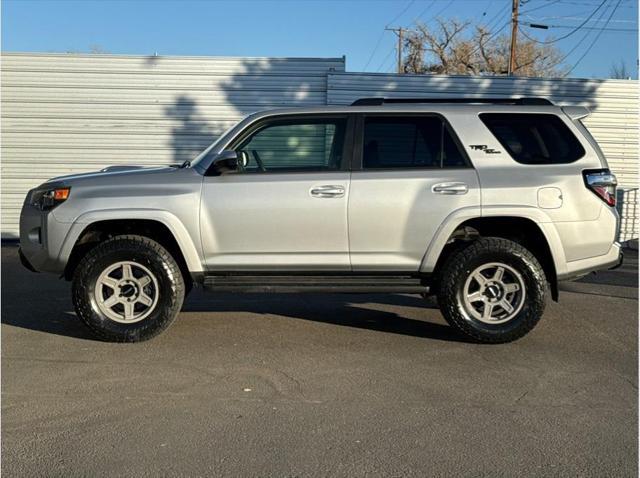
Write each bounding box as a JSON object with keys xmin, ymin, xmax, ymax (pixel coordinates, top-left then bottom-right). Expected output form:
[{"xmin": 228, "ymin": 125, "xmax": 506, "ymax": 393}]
[
  {"xmin": 432, "ymin": 182, "xmax": 468, "ymax": 195},
  {"xmin": 310, "ymin": 185, "xmax": 345, "ymax": 198}
]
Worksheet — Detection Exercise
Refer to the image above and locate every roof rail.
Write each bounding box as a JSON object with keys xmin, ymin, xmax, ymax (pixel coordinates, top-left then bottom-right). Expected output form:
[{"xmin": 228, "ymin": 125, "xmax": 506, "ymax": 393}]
[{"xmin": 350, "ymin": 97, "xmax": 554, "ymax": 106}]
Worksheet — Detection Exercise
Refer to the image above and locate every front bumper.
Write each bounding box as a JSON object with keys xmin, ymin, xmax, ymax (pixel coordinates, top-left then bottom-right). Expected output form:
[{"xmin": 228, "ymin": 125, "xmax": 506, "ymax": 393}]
[
  {"xmin": 19, "ymin": 199, "xmax": 70, "ymax": 274},
  {"xmin": 18, "ymin": 247, "xmax": 38, "ymax": 273}
]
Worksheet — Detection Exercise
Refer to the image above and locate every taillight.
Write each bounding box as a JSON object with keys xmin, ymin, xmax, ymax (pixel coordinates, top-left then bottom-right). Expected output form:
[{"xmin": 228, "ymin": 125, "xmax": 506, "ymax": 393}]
[{"xmin": 583, "ymin": 169, "xmax": 617, "ymax": 207}]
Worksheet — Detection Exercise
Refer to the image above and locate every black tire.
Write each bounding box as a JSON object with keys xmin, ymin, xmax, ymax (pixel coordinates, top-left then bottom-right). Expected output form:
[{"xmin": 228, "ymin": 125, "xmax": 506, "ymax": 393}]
[
  {"xmin": 72, "ymin": 235, "xmax": 185, "ymax": 342},
  {"xmin": 437, "ymin": 237, "xmax": 546, "ymax": 344}
]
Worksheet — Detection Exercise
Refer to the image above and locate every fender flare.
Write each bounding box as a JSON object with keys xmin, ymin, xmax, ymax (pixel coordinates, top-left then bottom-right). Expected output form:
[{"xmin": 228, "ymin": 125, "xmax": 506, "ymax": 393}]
[
  {"xmin": 56, "ymin": 209, "xmax": 204, "ymax": 273},
  {"xmin": 419, "ymin": 206, "xmax": 567, "ymax": 276}
]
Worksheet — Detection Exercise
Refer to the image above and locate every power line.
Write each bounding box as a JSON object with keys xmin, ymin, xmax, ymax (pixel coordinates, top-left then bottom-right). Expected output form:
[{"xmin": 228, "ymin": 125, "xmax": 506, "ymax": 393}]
[
  {"xmin": 519, "ymin": 0, "xmax": 607, "ymax": 44},
  {"xmin": 387, "ymin": 0, "xmax": 417, "ymax": 27},
  {"xmin": 551, "ymin": 0, "xmax": 613, "ymax": 66},
  {"xmin": 429, "ymin": 0, "xmax": 455, "ymax": 20},
  {"xmin": 362, "ymin": 0, "xmax": 416, "ymax": 72},
  {"xmin": 564, "ymin": 0, "xmax": 624, "ymax": 75},
  {"xmin": 375, "ymin": 45, "xmax": 397, "ymax": 73},
  {"xmin": 519, "ymin": 0, "xmax": 563, "ymax": 15},
  {"xmin": 412, "ymin": 0, "xmax": 436, "ymax": 24},
  {"xmin": 541, "ymin": 24, "xmax": 636, "ymax": 32},
  {"xmin": 363, "ymin": 31, "xmax": 387, "ymax": 71}
]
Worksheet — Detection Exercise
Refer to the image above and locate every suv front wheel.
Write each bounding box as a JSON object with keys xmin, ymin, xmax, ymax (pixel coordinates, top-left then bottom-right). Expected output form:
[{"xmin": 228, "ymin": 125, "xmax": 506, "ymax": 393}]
[
  {"xmin": 72, "ymin": 235, "xmax": 185, "ymax": 342},
  {"xmin": 437, "ymin": 237, "xmax": 547, "ymax": 343}
]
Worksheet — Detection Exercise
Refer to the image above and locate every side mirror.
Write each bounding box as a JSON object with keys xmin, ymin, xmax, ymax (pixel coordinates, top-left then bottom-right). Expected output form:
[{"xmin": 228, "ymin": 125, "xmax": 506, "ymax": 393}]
[{"xmin": 212, "ymin": 150, "xmax": 240, "ymax": 174}]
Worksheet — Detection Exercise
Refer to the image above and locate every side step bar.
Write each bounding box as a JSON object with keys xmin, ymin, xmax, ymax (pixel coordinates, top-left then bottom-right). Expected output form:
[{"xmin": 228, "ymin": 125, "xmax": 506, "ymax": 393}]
[{"xmin": 203, "ymin": 275, "xmax": 428, "ymax": 294}]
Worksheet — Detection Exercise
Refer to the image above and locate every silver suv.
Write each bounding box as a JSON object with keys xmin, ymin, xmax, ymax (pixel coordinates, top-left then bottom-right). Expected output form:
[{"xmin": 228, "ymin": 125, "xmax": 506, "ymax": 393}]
[{"xmin": 19, "ymin": 97, "xmax": 622, "ymax": 343}]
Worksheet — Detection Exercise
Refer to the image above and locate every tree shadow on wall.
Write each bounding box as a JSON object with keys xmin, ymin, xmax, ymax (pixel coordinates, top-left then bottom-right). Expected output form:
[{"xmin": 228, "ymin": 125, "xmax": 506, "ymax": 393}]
[{"xmin": 164, "ymin": 95, "xmax": 215, "ymax": 165}]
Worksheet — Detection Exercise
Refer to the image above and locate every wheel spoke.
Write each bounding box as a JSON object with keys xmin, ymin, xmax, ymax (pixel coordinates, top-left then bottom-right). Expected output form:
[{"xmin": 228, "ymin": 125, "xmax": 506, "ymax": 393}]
[
  {"xmin": 138, "ymin": 275, "xmax": 151, "ymax": 287},
  {"xmin": 493, "ymin": 266, "xmax": 505, "ymax": 282},
  {"xmin": 499, "ymin": 299, "xmax": 514, "ymax": 314},
  {"xmin": 482, "ymin": 302, "xmax": 494, "ymax": 320},
  {"xmin": 122, "ymin": 301, "xmax": 135, "ymax": 320},
  {"xmin": 503, "ymin": 283, "xmax": 520, "ymax": 293},
  {"xmin": 121, "ymin": 263, "xmax": 133, "ymax": 280},
  {"xmin": 467, "ymin": 291, "xmax": 485, "ymax": 303},
  {"xmin": 100, "ymin": 276, "xmax": 119, "ymax": 290},
  {"xmin": 137, "ymin": 293, "xmax": 153, "ymax": 307},
  {"xmin": 103, "ymin": 295, "xmax": 120, "ymax": 308},
  {"xmin": 473, "ymin": 272, "xmax": 488, "ymax": 286}
]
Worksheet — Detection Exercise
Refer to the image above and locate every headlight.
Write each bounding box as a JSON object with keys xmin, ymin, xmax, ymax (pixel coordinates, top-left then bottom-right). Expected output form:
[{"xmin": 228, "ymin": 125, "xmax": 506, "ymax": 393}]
[{"xmin": 30, "ymin": 187, "xmax": 71, "ymax": 211}]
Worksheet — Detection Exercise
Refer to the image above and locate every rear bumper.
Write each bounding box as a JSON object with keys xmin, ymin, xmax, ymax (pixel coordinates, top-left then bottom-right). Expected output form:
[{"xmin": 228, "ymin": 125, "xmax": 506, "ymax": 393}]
[
  {"xmin": 557, "ymin": 242, "xmax": 622, "ymax": 281},
  {"xmin": 609, "ymin": 249, "xmax": 624, "ymax": 270}
]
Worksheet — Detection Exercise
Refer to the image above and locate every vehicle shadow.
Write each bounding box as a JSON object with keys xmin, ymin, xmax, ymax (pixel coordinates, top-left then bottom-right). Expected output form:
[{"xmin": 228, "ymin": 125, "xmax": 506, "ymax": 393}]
[
  {"xmin": 182, "ymin": 291, "xmax": 470, "ymax": 343},
  {"xmin": 2, "ymin": 244, "xmax": 466, "ymax": 342}
]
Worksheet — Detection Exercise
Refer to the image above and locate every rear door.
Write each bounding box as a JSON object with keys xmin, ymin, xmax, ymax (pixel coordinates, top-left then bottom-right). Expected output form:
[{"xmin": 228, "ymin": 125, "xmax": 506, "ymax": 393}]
[
  {"xmin": 348, "ymin": 113, "xmax": 481, "ymax": 271},
  {"xmin": 200, "ymin": 114, "xmax": 354, "ymax": 270}
]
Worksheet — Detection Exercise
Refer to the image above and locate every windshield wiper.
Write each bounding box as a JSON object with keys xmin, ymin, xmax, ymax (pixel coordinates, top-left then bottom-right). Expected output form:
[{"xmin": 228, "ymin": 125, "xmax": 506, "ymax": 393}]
[{"xmin": 180, "ymin": 160, "xmax": 191, "ymax": 169}]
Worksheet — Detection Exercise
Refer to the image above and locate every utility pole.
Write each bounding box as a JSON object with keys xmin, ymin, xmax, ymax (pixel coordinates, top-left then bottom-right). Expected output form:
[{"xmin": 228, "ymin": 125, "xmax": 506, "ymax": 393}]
[
  {"xmin": 508, "ymin": 0, "xmax": 519, "ymax": 76},
  {"xmin": 385, "ymin": 27, "xmax": 405, "ymax": 74}
]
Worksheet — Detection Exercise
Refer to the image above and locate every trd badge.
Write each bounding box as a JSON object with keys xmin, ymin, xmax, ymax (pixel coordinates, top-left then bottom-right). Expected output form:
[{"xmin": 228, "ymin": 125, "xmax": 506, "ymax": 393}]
[{"xmin": 470, "ymin": 145, "xmax": 501, "ymax": 154}]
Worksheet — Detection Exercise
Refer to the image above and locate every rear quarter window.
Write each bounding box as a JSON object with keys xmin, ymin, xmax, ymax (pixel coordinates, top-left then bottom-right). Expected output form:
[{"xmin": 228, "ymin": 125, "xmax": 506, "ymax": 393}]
[{"xmin": 479, "ymin": 113, "xmax": 585, "ymax": 165}]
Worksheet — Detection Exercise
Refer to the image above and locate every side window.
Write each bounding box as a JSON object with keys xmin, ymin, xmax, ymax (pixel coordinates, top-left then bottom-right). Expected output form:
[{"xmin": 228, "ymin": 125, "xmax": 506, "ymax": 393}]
[
  {"xmin": 235, "ymin": 118, "xmax": 346, "ymax": 172},
  {"xmin": 479, "ymin": 113, "xmax": 585, "ymax": 164},
  {"xmin": 362, "ymin": 116, "xmax": 467, "ymax": 169}
]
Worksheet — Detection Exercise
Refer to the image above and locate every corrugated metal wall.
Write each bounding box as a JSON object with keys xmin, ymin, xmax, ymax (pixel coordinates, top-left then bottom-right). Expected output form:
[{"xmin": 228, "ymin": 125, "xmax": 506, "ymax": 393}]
[
  {"xmin": 327, "ymin": 72, "xmax": 639, "ymax": 241},
  {"xmin": 1, "ymin": 54, "xmax": 637, "ymax": 241},
  {"xmin": 1, "ymin": 53, "xmax": 344, "ymax": 237}
]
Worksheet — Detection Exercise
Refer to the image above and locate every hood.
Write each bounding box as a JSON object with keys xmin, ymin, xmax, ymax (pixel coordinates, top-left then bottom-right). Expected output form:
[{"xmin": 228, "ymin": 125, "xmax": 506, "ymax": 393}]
[{"xmin": 45, "ymin": 165, "xmax": 178, "ymax": 184}]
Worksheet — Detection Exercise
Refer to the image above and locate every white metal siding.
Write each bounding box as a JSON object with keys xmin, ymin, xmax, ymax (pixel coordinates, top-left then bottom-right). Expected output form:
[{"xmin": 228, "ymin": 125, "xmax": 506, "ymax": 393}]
[
  {"xmin": 1, "ymin": 53, "xmax": 344, "ymax": 237},
  {"xmin": 327, "ymin": 72, "xmax": 639, "ymax": 241}
]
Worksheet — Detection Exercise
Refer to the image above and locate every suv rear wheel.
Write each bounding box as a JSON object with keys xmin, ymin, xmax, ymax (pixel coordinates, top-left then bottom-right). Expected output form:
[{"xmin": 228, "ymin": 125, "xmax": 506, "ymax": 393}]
[
  {"xmin": 72, "ymin": 235, "xmax": 185, "ymax": 342},
  {"xmin": 437, "ymin": 237, "xmax": 546, "ymax": 343}
]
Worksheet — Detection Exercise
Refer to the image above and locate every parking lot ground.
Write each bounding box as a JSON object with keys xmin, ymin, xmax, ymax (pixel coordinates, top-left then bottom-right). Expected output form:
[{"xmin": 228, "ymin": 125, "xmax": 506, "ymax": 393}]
[{"xmin": 1, "ymin": 244, "xmax": 637, "ymax": 477}]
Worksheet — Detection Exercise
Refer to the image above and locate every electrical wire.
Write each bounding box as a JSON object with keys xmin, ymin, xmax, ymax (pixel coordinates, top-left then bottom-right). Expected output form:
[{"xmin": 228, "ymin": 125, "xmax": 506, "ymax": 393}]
[
  {"xmin": 564, "ymin": 0, "xmax": 624, "ymax": 75},
  {"xmin": 519, "ymin": 0, "xmax": 563, "ymax": 15},
  {"xmin": 550, "ymin": 0, "xmax": 612, "ymax": 66},
  {"xmin": 412, "ymin": 0, "xmax": 436, "ymax": 24},
  {"xmin": 363, "ymin": 31, "xmax": 387, "ymax": 71},
  {"xmin": 519, "ymin": 0, "xmax": 607, "ymax": 44},
  {"xmin": 375, "ymin": 45, "xmax": 397, "ymax": 73},
  {"xmin": 387, "ymin": 0, "xmax": 417, "ymax": 27},
  {"xmin": 363, "ymin": 0, "xmax": 416, "ymax": 71}
]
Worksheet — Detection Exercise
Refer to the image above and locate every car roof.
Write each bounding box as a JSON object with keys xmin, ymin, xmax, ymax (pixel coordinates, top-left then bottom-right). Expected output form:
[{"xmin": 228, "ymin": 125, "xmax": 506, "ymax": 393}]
[{"xmin": 248, "ymin": 103, "xmax": 563, "ymax": 119}]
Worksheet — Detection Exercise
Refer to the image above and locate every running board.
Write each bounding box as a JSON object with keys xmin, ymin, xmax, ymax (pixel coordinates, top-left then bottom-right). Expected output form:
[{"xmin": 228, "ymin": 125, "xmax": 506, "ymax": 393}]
[{"xmin": 203, "ymin": 275, "xmax": 428, "ymax": 294}]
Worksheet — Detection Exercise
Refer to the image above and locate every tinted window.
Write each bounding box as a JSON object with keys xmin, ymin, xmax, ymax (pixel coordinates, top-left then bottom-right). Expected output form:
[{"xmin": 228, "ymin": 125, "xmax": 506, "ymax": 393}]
[
  {"xmin": 362, "ymin": 116, "xmax": 467, "ymax": 169},
  {"xmin": 236, "ymin": 118, "xmax": 346, "ymax": 172},
  {"xmin": 480, "ymin": 113, "xmax": 585, "ymax": 164}
]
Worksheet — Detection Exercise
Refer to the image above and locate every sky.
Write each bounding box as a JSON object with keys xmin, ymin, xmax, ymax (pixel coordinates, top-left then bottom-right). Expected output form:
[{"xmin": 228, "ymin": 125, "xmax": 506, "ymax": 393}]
[{"xmin": 2, "ymin": 0, "xmax": 638, "ymax": 79}]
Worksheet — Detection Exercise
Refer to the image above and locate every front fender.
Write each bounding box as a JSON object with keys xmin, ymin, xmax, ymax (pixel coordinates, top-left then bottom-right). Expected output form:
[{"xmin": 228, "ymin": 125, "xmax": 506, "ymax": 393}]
[{"xmin": 57, "ymin": 209, "xmax": 204, "ymax": 273}]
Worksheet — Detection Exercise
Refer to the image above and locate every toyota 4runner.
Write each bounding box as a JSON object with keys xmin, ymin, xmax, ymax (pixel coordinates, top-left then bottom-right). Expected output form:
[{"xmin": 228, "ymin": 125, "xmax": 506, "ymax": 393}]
[{"xmin": 19, "ymin": 97, "xmax": 623, "ymax": 343}]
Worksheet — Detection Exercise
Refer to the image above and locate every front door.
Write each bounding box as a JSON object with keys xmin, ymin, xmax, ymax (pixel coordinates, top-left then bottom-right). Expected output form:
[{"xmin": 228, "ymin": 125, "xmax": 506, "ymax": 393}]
[
  {"xmin": 200, "ymin": 115, "xmax": 353, "ymax": 270},
  {"xmin": 348, "ymin": 114, "xmax": 481, "ymax": 271}
]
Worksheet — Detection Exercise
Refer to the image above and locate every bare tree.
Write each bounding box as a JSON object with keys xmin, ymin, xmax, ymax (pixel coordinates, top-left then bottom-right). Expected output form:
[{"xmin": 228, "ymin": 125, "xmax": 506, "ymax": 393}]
[
  {"xmin": 609, "ymin": 60, "xmax": 630, "ymax": 79},
  {"xmin": 403, "ymin": 19, "xmax": 567, "ymax": 77}
]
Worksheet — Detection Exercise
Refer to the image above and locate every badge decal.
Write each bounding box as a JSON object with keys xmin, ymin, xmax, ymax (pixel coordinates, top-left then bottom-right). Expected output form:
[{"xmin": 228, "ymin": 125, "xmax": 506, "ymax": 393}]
[{"xmin": 470, "ymin": 145, "xmax": 500, "ymax": 154}]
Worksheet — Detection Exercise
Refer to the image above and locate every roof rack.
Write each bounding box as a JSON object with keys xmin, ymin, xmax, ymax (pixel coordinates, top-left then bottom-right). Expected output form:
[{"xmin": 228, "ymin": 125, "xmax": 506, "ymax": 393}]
[{"xmin": 350, "ymin": 97, "xmax": 554, "ymax": 106}]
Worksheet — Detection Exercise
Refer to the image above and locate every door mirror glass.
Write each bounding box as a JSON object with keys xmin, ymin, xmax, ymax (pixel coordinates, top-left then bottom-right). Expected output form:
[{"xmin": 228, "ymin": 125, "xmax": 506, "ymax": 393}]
[{"xmin": 212, "ymin": 150, "xmax": 240, "ymax": 174}]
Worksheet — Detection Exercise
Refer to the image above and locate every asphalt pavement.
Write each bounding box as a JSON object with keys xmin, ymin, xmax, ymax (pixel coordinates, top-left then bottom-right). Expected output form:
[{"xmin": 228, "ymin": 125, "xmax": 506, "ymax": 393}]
[{"xmin": 2, "ymin": 244, "xmax": 637, "ymax": 477}]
